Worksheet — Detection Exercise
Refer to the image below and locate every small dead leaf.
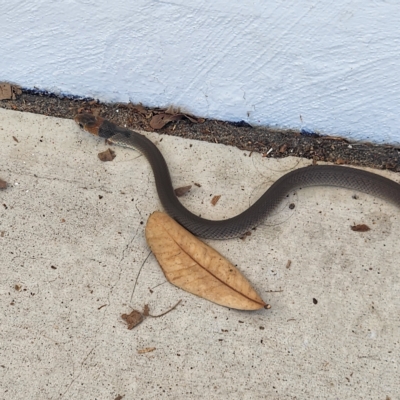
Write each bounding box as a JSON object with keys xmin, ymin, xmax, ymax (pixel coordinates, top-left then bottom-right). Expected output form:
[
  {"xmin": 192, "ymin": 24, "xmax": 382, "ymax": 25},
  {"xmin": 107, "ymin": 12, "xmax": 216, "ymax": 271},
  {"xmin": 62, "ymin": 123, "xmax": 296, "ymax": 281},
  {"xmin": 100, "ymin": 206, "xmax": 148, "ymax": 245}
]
[
  {"xmin": 121, "ymin": 301, "xmax": 180, "ymax": 330},
  {"xmin": 91, "ymin": 107, "xmax": 102, "ymax": 117},
  {"xmin": 137, "ymin": 347, "xmax": 156, "ymax": 354},
  {"xmin": 98, "ymin": 148, "xmax": 116, "ymax": 162},
  {"xmin": 121, "ymin": 310, "xmax": 144, "ymax": 329},
  {"xmin": 145, "ymin": 212, "xmax": 267, "ymax": 310},
  {"xmin": 0, "ymin": 82, "xmax": 22, "ymax": 100},
  {"xmin": 211, "ymin": 195, "xmax": 221, "ymax": 206},
  {"xmin": 130, "ymin": 104, "xmax": 148, "ymax": 114},
  {"xmin": 12, "ymin": 136, "xmax": 19, "ymax": 143},
  {"xmin": 194, "ymin": 182, "xmax": 201, "ymax": 187},
  {"xmin": 0, "ymin": 231, "xmax": 5, "ymax": 237},
  {"xmin": 279, "ymin": 144, "xmax": 287, "ymax": 153},
  {"xmin": 142, "ymin": 304, "xmax": 150, "ymax": 317},
  {"xmin": 351, "ymin": 224, "xmax": 370, "ymax": 232},
  {"xmin": 0, "ymin": 179, "xmax": 7, "ymax": 189},
  {"xmin": 335, "ymin": 158, "xmax": 346, "ymax": 165},
  {"xmin": 114, "ymin": 395, "xmax": 125, "ymax": 400},
  {"xmin": 151, "ymin": 108, "xmax": 204, "ymax": 126},
  {"xmin": 174, "ymin": 185, "xmax": 192, "ymax": 197},
  {"xmin": 150, "ymin": 113, "xmax": 183, "ymax": 129},
  {"xmin": 165, "ymin": 105, "xmax": 180, "ymax": 114},
  {"xmin": 183, "ymin": 114, "xmax": 202, "ymax": 124},
  {"xmin": 286, "ymin": 260, "xmax": 292, "ymax": 269},
  {"xmin": 0, "ymin": 83, "xmax": 13, "ymax": 100}
]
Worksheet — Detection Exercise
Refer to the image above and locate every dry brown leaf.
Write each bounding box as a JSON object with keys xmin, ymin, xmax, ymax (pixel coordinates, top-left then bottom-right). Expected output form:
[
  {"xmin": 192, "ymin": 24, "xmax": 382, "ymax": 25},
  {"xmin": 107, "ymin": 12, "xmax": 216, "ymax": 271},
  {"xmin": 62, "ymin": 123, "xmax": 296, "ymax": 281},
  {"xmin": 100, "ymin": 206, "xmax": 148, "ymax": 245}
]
[
  {"xmin": 130, "ymin": 104, "xmax": 148, "ymax": 114},
  {"xmin": 150, "ymin": 113, "xmax": 183, "ymax": 129},
  {"xmin": 98, "ymin": 148, "xmax": 116, "ymax": 162},
  {"xmin": 91, "ymin": 107, "xmax": 102, "ymax": 117},
  {"xmin": 183, "ymin": 114, "xmax": 201, "ymax": 123},
  {"xmin": 121, "ymin": 301, "xmax": 181, "ymax": 330},
  {"xmin": 0, "ymin": 178, "xmax": 7, "ymax": 189},
  {"xmin": 0, "ymin": 82, "xmax": 22, "ymax": 100},
  {"xmin": 174, "ymin": 185, "xmax": 192, "ymax": 197},
  {"xmin": 279, "ymin": 144, "xmax": 287, "ymax": 153},
  {"xmin": 121, "ymin": 310, "xmax": 144, "ymax": 329},
  {"xmin": 145, "ymin": 212, "xmax": 267, "ymax": 310},
  {"xmin": 165, "ymin": 105, "xmax": 180, "ymax": 114}
]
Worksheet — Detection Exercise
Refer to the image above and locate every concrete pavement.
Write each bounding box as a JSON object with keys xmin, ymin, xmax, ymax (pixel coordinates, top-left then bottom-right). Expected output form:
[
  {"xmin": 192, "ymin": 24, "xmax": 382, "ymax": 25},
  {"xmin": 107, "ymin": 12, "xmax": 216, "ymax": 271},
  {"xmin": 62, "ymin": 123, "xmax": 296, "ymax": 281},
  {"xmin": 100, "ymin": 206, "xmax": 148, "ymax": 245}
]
[{"xmin": 1, "ymin": 108, "xmax": 399, "ymax": 399}]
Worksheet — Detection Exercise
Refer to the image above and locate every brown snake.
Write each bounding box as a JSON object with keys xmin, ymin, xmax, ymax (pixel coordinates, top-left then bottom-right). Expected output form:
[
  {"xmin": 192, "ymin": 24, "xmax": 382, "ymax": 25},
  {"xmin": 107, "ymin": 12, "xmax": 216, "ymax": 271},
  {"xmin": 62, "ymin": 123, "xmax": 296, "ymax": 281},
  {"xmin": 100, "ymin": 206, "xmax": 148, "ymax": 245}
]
[{"xmin": 75, "ymin": 113, "xmax": 400, "ymax": 239}]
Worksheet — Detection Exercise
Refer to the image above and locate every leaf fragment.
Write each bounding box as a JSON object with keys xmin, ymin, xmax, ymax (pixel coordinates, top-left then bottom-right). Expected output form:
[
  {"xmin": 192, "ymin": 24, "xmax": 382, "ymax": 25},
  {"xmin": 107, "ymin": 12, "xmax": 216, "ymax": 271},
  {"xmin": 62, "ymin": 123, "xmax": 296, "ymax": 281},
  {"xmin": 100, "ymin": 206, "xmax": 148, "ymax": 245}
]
[
  {"xmin": 351, "ymin": 224, "xmax": 370, "ymax": 232},
  {"xmin": 98, "ymin": 148, "xmax": 116, "ymax": 162},
  {"xmin": 145, "ymin": 212, "xmax": 267, "ymax": 310},
  {"xmin": 130, "ymin": 104, "xmax": 148, "ymax": 115},
  {"xmin": 174, "ymin": 185, "xmax": 192, "ymax": 197},
  {"xmin": 0, "ymin": 82, "xmax": 22, "ymax": 100},
  {"xmin": 149, "ymin": 110, "xmax": 205, "ymax": 129},
  {"xmin": 121, "ymin": 310, "xmax": 144, "ymax": 329},
  {"xmin": 211, "ymin": 195, "xmax": 221, "ymax": 206},
  {"xmin": 150, "ymin": 113, "xmax": 183, "ymax": 129}
]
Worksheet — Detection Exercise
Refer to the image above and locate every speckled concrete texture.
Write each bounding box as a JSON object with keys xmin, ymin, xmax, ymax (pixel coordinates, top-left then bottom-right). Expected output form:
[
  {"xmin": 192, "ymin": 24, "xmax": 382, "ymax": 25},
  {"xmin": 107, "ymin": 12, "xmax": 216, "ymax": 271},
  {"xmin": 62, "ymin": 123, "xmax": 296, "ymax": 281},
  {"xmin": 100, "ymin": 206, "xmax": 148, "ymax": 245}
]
[{"xmin": 1, "ymin": 109, "xmax": 399, "ymax": 399}]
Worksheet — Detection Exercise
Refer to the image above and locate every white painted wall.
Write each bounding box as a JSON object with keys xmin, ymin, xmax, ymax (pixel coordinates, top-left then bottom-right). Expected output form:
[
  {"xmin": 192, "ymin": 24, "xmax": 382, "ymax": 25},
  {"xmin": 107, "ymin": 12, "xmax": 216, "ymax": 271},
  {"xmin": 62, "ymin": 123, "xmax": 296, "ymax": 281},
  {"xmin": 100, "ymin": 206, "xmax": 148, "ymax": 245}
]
[{"xmin": 2, "ymin": 1, "xmax": 400, "ymax": 144}]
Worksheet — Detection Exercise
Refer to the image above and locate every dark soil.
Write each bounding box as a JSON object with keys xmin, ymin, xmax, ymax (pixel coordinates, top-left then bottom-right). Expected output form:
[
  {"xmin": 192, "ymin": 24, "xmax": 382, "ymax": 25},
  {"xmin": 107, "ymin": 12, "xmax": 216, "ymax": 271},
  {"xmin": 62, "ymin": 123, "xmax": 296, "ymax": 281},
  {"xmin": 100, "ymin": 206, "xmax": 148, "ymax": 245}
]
[{"xmin": 1, "ymin": 87, "xmax": 400, "ymax": 172}]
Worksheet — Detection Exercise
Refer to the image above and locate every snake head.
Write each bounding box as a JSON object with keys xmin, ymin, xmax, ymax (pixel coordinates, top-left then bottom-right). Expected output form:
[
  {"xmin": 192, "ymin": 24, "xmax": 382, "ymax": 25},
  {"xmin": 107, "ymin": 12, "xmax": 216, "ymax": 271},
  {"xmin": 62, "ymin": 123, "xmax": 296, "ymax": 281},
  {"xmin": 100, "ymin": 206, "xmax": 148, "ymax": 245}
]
[{"xmin": 74, "ymin": 113, "xmax": 104, "ymax": 136}]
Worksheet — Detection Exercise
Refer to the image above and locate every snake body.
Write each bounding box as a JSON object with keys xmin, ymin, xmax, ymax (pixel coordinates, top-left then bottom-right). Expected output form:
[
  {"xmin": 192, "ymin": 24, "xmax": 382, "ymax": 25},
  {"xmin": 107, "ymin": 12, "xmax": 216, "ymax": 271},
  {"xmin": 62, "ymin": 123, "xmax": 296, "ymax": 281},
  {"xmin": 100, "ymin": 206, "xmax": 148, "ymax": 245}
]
[{"xmin": 75, "ymin": 113, "xmax": 400, "ymax": 239}]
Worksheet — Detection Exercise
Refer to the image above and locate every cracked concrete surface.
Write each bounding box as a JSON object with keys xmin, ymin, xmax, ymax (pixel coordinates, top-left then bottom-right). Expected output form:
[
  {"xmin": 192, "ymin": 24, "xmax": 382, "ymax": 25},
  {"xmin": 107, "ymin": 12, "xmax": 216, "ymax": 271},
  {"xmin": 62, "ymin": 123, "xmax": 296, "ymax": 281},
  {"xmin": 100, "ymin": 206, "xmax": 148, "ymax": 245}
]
[{"xmin": 1, "ymin": 109, "xmax": 399, "ymax": 399}]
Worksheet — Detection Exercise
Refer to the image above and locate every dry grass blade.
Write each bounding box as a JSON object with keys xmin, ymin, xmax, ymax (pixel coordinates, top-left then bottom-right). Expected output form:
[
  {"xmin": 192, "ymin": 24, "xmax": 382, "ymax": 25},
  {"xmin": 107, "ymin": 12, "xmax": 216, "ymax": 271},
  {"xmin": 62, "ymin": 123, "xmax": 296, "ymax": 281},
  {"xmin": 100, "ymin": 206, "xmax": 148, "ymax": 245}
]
[{"xmin": 145, "ymin": 212, "xmax": 266, "ymax": 310}]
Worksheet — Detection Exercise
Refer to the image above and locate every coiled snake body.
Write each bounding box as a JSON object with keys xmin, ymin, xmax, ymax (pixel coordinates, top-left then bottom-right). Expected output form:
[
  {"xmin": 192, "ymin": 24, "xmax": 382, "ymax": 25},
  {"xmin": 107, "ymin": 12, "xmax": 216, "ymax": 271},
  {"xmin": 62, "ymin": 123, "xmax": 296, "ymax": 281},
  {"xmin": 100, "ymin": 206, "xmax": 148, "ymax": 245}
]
[{"xmin": 75, "ymin": 113, "xmax": 400, "ymax": 239}]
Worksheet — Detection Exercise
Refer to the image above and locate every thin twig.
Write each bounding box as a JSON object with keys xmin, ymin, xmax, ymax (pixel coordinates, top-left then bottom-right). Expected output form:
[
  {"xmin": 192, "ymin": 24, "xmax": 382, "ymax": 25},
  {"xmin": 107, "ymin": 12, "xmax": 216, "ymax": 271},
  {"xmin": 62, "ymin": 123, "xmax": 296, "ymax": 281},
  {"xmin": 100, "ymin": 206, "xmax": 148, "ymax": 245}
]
[
  {"xmin": 148, "ymin": 299, "xmax": 182, "ymax": 318},
  {"xmin": 130, "ymin": 251, "xmax": 152, "ymax": 303}
]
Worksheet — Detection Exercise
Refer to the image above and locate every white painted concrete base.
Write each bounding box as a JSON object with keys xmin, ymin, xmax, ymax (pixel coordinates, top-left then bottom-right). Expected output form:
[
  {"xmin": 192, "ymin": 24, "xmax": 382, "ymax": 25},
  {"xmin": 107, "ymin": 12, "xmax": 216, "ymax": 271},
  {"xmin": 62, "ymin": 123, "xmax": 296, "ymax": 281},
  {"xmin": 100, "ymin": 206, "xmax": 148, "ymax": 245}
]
[
  {"xmin": 2, "ymin": 1, "xmax": 400, "ymax": 143},
  {"xmin": 1, "ymin": 109, "xmax": 399, "ymax": 398}
]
